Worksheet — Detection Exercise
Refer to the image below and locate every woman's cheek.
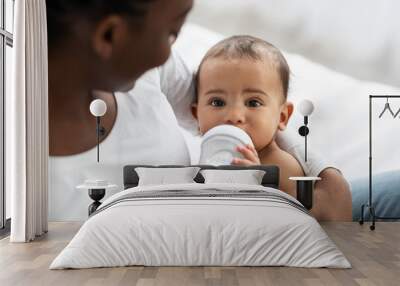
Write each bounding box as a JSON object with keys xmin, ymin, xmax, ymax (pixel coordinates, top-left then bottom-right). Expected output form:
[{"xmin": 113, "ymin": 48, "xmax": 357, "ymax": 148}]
[
  {"xmin": 150, "ymin": 35, "xmax": 172, "ymax": 68},
  {"xmin": 159, "ymin": 41, "xmax": 172, "ymax": 66}
]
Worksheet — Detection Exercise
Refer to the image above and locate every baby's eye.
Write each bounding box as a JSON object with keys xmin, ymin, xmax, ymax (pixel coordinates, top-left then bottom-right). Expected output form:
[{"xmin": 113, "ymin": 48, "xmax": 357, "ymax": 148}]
[
  {"xmin": 246, "ymin": 99, "xmax": 262, "ymax": 107},
  {"xmin": 210, "ymin": 98, "xmax": 225, "ymax": 107}
]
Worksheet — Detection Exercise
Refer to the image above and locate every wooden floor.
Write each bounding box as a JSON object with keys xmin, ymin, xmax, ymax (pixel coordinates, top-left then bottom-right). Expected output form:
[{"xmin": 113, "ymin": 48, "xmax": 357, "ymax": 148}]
[{"xmin": 0, "ymin": 222, "xmax": 399, "ymax": 286}]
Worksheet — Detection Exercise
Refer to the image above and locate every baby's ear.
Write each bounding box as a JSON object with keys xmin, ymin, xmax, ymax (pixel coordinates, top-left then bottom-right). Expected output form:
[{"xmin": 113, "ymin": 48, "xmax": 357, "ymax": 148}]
[
  {"xmin": 191, "ymin": 103, "xmax": 198, "ymax": 120},
  {"xmin": 278, "ymin": 101, "xmax": 294, "ymax": 131}
]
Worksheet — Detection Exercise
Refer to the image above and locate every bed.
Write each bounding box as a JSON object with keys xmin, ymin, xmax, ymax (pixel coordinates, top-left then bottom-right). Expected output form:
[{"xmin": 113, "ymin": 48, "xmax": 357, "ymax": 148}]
[{"xmin": 50, "ymin": 165, "xmax": 350, "ymax": 269}]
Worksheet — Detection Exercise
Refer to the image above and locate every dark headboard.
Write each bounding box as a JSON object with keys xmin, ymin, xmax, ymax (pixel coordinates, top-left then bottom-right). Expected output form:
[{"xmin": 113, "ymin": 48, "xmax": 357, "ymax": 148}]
[{"xmin": 123, "ymin": 165, "xmax": 280, "ymax": 190}]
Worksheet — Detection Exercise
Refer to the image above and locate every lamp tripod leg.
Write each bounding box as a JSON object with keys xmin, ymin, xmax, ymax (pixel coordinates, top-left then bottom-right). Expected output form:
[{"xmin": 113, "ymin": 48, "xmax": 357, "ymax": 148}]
[
  {"xmin": 97, "ymin": 117, "xmax": 100, "ymax": 162},
  {"xmin": 370, "ymin": 205, "xmax": 376, "ymax": 231},
  {"xmin": 359, "ymin": 204, "xmax": 365, "ymax": 225},
  {"xmin": 305, "ymin": 134, "xmax": 307, "ymax": 162}
]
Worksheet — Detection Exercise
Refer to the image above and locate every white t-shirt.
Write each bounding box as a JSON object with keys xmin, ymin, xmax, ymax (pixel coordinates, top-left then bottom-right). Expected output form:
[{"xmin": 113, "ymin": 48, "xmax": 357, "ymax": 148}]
[{"xmin": 49, "ymin": 51, "xmax": 193, "ymax": 221}]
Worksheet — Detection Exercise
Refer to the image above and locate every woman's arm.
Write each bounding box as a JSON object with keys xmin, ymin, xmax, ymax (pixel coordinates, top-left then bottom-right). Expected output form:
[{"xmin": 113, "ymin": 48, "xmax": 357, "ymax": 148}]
[
  {"xmin": 158, "ymin": 48, "xmax": 197, "ymax": 133},
  {"xmin": 311, "ymin": 168, "xmax": 352, "ymax": 221},
  {"xmin": 276, "ymin": 127, "xmax": 352, "ymax": 221}
]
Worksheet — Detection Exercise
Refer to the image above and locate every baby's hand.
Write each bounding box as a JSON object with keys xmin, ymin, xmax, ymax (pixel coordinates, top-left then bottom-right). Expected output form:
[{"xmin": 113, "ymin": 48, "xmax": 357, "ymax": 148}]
[{"xmin": 231, "ymin": 144, "xmax": 261, "ymax": 166}]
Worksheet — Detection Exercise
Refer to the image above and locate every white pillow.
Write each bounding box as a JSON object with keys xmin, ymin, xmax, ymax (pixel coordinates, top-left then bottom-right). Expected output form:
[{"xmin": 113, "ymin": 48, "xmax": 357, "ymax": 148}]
[
  {"xmin": 135, "ymin": 167, "xmax": 200, "ymax": 186},
  {"xmin": 200, "ymin": 169, "xmax": 266, "ymax": 185}
]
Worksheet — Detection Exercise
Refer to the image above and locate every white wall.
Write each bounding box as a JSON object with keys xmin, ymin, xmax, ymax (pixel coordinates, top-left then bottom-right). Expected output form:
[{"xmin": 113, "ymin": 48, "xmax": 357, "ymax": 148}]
[{"xmin": 188, "ymin": 0, "xmax": 400, "ymax": 88}]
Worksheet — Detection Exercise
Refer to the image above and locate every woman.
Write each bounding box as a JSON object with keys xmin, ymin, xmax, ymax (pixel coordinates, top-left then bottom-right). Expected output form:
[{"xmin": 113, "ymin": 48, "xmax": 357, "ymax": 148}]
[
  {"xmin": 47, "ymin": 0, "xmax": 197, "ymax": 220},
  {"xmin": 47, "ymin": 1, "xmax": 352, "ymax": 221},
  {"xmin": 48, "ymin": 0, "xmax": 193, "ymax": 155}
]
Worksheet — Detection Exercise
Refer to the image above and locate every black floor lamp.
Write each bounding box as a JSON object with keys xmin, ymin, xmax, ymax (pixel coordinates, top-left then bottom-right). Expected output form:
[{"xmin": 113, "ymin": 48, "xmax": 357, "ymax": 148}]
[
  {"xmin": 89, "ymin": 99, "xmax": 107, "ymax": 162},
  {"xmin": 359, "ymin": 95, "xmax": 400, "ymax": 230}
]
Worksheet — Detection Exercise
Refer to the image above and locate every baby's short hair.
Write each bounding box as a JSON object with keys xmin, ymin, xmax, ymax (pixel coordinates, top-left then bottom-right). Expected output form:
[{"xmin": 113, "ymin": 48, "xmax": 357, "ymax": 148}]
[{"xmin": 195, "ymin": 35, "xmax": 290, "ymax": 100}]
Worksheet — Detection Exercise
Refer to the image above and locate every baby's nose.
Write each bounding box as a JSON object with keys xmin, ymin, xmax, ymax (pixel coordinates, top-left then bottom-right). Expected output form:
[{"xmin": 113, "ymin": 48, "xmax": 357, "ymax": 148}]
[{"xmin": 224, "ymin": 108, "xmax": 245, "ymax": 125}]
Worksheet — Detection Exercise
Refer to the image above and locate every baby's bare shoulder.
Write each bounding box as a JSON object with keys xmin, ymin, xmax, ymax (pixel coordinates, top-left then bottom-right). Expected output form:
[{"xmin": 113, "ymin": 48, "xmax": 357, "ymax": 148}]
[{"xmin": 261, "ymin": 149, "xmax": 304, "ymax": 176}]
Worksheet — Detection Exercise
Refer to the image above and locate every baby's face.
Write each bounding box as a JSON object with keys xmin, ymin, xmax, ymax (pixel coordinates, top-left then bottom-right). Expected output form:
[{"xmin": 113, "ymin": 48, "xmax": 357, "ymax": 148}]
[{"xmin": 193, "ymin": 57, "xmax": 292, "ymax": 151}]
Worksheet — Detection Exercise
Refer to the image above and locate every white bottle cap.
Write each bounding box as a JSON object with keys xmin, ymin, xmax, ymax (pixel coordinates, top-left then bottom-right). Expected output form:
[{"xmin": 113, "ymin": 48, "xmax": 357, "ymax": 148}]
[{"xmin": 199, "ymin": 125, "xmax": 254, "ymax": 165}]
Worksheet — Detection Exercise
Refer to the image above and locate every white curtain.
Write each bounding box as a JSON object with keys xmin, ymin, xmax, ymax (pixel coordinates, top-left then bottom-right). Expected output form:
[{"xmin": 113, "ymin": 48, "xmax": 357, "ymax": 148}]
[{"xmin": 8, "ymin": 0, "xmax": 48, "ymax": 242}]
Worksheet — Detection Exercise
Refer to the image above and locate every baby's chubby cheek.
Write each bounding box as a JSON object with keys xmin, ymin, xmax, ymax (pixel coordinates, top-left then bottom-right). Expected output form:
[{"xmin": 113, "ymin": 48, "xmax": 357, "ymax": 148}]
[
  {"xmin": 197, "ymin": 117, "xmax": 220, "ymax": 135},
  {"xmin": 250, "ymin": 131, "xmax": 275, "ymax": 152},
  {"xmin": 198, "ymin": 122, "xmax": 211, "ymax": 135}
]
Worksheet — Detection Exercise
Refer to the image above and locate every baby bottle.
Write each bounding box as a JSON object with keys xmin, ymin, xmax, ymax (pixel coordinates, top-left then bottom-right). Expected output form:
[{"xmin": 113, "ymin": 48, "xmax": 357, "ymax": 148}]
[{"xmin": 199, "ymin": 125, "xmax": 253, "ymax": 165}]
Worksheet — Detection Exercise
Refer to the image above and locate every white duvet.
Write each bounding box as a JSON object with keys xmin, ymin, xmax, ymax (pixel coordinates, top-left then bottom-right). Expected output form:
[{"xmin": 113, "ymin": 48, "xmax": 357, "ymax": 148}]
[{"xmin": 50, "ymin": 183, "xmax": 350, "ymax": 269}]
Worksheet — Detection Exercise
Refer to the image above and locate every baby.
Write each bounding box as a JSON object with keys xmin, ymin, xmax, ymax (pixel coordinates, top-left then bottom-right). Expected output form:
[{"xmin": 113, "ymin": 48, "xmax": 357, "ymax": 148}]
[{"xmin": 192, "ymin": 35, "xmax": 304, "ymax": 198}]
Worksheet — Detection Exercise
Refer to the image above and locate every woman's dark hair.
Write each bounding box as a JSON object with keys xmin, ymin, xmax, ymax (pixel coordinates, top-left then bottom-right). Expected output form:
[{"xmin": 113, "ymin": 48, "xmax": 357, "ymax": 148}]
[{"xmin": 46, "ymin": 0, "xmax": 155, "ymax": 48}]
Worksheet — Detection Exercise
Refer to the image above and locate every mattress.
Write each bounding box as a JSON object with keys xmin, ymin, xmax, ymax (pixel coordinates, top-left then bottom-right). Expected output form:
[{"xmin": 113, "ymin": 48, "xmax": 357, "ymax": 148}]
[{"xmin": 50, "ymin": 183, "xmax": 350, "ymax": 269}]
